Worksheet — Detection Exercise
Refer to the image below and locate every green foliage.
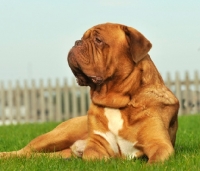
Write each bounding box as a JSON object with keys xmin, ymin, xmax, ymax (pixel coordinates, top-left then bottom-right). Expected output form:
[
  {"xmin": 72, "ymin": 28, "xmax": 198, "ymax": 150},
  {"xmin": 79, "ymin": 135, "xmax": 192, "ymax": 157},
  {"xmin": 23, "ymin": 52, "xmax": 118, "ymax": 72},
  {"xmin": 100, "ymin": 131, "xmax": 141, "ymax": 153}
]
[{"xmin": 0, "ymin": 115, "xmax": 200, "ymax": 171}]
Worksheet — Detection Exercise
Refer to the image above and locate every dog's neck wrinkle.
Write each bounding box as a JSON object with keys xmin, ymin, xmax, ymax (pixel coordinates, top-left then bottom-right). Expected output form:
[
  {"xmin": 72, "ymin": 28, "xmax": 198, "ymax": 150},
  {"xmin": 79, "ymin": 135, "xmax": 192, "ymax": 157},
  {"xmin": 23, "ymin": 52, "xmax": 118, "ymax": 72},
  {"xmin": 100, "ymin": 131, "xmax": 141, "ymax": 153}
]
[
  {"xmin": 89, "ymin": 62, "xmax": 141, "ymax": 108},
  {"xmin": 90, "ymin": 68, "xmax": 141, "ymax": 108},
  {"xmin": 90, "ymin": 55, "xmax": 164, "ymax": 108},
  {"xmin": 90, "ymin": 82, "xmax": 130, "ymax": 108}
]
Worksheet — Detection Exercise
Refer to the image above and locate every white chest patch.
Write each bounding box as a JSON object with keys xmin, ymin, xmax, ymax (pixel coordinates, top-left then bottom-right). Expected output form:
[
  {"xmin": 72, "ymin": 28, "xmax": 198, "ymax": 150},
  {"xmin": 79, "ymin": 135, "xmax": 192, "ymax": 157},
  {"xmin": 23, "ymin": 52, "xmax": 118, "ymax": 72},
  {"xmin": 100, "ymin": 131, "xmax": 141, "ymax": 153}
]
[
  {"xmin": 94, "ymin": 107, "xmax": 139, "ymax": 159},
  {"xmin": 104, "ymin": 108, "xmax": 123, "ymax": 135}
]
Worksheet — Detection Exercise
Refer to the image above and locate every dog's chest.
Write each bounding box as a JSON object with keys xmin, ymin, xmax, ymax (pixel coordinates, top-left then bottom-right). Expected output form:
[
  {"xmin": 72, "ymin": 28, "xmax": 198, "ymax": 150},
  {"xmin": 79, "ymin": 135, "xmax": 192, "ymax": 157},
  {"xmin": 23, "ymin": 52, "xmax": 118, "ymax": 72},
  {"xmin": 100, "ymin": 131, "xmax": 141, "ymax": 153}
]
[
  {"xmin": 104, "ymin": 108, "xmax": 123, "ymax": 135},
  {"xmin": 94, "ymin": 108, "xmax": 139, "ymax": 158}
]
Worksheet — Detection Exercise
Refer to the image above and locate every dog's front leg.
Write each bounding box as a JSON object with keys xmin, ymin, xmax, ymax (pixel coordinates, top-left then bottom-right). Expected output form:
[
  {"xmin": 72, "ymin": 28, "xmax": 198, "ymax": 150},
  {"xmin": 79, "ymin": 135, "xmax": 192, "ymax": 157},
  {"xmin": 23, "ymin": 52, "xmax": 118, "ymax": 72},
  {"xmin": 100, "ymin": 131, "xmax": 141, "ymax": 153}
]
[
  {"xmin": 82, "ymin": 134, "xmax": 114, "ymax": 160},
  {"xmin": 139, "ymin": 127, "xmax": 174, "ymax": 163},
  {"xmin": 145, "ymin": 140, "xmax": 174, "ymax": 163},
  {"xmin": 0, "ymin": 115, "xmax": 88, "ymax": 158},
  {"xmin": 80, "ymin": 104, "xmax": 120, "ymax": 160}
]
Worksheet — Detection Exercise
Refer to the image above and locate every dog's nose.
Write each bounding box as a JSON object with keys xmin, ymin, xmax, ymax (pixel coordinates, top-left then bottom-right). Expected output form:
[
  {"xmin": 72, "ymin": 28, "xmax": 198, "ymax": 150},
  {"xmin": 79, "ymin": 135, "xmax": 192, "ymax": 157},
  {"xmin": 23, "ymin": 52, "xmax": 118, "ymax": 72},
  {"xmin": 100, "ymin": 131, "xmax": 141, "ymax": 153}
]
[{"xmin": 75, "ymin": 40, "xmax": 82, "ymax": 46}]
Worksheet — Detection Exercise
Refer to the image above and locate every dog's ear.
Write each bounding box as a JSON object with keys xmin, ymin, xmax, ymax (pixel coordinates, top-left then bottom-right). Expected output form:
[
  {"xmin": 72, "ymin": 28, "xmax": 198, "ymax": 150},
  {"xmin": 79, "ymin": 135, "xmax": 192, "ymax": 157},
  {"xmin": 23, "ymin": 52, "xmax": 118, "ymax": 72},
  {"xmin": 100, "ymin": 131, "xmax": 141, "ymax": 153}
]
[{"xmin": 123, "ymin": 26, "xmax": 152, "ymax": 63}]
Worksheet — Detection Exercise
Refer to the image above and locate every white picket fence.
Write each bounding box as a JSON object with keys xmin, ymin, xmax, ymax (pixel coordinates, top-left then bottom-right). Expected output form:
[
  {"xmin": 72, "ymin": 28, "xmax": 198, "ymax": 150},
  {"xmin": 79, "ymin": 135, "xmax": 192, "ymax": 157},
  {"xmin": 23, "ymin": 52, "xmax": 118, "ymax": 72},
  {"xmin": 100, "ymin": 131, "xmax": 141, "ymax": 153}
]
[
  {"xmin": 0, "ymin": 71, "xmax": 200, "ymax": 125},
  {"xmin": 165, "ymin": 71, "xmax": 200, "ymax": 115},
  {"xmin": 0, "ymin": 79, "xmax": 90, "ymax": 125}
]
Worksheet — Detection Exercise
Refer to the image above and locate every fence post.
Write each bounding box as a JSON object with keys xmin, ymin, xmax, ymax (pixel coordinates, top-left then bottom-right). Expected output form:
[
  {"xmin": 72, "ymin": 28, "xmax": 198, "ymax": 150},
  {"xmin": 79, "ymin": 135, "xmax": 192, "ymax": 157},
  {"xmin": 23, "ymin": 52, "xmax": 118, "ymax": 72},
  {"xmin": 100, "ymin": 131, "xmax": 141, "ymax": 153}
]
[
  {"xmin": 80, "ymin": 86, "xmax": 87, "ymax": 116},
  {"xmin": 0, "ymin": 82, "xmax": 6, "ymax": 125},
  {"xmin": 15, "ymin": 81, "xmax": 21, "ymax": 124},
  {"xmin": 71, "ymin": 79, "xmax": 78, "ymax": 118},
  {"xmin": 56, "ymin": 78, "xmax": 61, "ymax": 122},
  {"xmin": 8, "ymin": 81, "xmax": 13, "ymax": 124},
  {"xmin": 39, "ymin": 79, "xmax": 45, "ymax": 122},
  {"xmin": 47, "ymin": 79, "xmax": 54, "ymax": 121},
  {"xmin": 24, "ymin": 80, "xmax": 30, "ymax": 123},
  {"xmin": 194, "ymin": 71, "xmax": 200, "ymax": 113},
  {"xmin": 175, "ymin": 72, "xmax": 182, "ymax": 115},
  {"xmin": 63, "ymin": 78, "xmax": 70, "ymax": 120},
  {"xmin": 31, "ymin": 80, "xmax": 37, "ymax": 122},
  {"xmin": 184, "ymin": 72, "xmax": 190, "ymax": 114}
]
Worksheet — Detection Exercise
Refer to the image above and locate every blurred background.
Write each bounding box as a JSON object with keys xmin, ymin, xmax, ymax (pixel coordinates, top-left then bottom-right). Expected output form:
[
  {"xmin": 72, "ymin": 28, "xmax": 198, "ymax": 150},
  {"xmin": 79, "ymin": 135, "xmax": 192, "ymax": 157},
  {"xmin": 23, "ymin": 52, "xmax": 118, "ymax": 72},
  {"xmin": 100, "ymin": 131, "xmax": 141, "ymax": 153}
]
[
  {"xmin": 0, "ymin": 0, "xmax": 200, "ymax": 82},
  {"xmin": 0, "ymin": 0, "xmax": 200, "ymax": 124}
]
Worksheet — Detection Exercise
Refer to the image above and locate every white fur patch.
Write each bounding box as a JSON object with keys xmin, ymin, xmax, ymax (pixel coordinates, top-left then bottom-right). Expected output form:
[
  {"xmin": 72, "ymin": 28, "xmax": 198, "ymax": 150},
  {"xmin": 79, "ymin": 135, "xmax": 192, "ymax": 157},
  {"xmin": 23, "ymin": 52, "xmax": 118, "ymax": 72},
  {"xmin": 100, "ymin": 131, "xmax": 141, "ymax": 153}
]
[
  {"xmin": 93, "ymin": 107, "xmax": 139, "ymax": 158},
  {"xmin": 104, "ymin": 108, "xmax": 123, "ymax": 135}
]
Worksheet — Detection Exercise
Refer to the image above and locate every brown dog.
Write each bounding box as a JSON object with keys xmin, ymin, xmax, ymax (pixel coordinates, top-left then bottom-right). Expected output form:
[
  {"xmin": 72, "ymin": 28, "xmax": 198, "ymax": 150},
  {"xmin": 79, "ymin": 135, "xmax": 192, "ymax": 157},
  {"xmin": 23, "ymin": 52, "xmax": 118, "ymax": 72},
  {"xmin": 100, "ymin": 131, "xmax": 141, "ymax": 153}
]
[{"xmin": 0, "ymin": 23, "xmax": 179, "ymax": 163}]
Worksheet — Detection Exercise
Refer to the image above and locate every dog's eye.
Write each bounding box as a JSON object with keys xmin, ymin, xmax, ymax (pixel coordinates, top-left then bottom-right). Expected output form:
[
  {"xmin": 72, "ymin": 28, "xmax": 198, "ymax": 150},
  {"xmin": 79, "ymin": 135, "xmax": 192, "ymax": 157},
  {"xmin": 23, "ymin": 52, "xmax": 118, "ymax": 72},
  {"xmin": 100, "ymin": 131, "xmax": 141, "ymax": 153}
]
[{"xmin": 95, "ymin": 37, "xmax": 102, "ymax": 44}]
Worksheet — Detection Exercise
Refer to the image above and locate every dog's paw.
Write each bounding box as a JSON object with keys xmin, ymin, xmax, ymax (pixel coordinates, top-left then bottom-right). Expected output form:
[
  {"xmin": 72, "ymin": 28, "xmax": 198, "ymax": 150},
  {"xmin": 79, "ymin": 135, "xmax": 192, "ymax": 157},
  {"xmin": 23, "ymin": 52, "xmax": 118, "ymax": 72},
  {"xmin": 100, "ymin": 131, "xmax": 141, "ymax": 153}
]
[{"xmin": 70, "ymin": 140, "xmax": 86, "ymax": 158}]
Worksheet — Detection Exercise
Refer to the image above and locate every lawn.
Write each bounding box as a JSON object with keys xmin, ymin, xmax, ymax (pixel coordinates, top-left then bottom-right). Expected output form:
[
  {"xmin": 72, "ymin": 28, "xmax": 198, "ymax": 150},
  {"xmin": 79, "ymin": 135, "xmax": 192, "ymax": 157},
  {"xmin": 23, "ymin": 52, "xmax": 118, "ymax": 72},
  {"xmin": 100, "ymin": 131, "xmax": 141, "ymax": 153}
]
[{"xmin": 0, "ymin": 115, "xmax": 200, "ymax": 171}]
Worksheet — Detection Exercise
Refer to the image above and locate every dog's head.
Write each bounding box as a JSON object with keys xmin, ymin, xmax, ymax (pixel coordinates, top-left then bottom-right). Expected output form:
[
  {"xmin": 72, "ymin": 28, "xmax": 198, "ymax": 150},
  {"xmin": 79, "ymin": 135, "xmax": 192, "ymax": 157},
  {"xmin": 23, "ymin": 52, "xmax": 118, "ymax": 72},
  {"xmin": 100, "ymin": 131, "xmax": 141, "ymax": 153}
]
[{"xmin": 68, "ymin": 23, "xmax": 152, "ymax": 87}]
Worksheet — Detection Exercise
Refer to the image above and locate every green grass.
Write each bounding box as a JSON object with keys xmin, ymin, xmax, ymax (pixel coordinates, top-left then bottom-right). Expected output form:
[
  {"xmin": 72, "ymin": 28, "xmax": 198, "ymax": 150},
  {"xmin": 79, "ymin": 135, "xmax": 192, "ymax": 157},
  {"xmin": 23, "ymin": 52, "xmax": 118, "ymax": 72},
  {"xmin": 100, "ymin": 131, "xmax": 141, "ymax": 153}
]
[{"xmin": 0, "ymin": 115, "xmax": 200, "ymax": 171}]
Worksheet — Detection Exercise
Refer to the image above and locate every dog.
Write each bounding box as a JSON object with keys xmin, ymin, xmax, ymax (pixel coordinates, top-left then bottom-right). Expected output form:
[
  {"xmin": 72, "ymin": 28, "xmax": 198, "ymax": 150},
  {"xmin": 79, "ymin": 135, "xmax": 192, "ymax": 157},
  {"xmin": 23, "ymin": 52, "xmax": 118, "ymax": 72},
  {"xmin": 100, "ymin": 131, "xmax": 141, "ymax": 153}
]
[{"xmin": 0, "ymin": 23, "xmax": 179, "ymax": 163}]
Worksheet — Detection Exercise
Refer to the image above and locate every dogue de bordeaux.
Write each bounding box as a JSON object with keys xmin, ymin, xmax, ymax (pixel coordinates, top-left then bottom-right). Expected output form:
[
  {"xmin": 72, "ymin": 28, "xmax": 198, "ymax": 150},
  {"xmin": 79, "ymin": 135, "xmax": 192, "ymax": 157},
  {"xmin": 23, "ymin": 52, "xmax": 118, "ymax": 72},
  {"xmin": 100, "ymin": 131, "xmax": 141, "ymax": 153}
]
[{"xmin": 0, "ymin": 23, "xmax": 179, "ymax": 163}]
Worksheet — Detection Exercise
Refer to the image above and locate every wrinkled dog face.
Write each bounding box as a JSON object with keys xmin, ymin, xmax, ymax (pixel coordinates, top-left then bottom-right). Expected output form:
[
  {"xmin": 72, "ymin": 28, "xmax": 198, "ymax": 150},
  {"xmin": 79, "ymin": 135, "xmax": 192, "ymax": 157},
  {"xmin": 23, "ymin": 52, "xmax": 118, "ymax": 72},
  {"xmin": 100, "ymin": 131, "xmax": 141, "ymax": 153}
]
[
  {"xmin": 68, "ymin": 23, "xmax": 129, "ymax": 86},
  {"xmin": 67, "ymin": 23, "xmax": 152, "ymax": 87}
]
